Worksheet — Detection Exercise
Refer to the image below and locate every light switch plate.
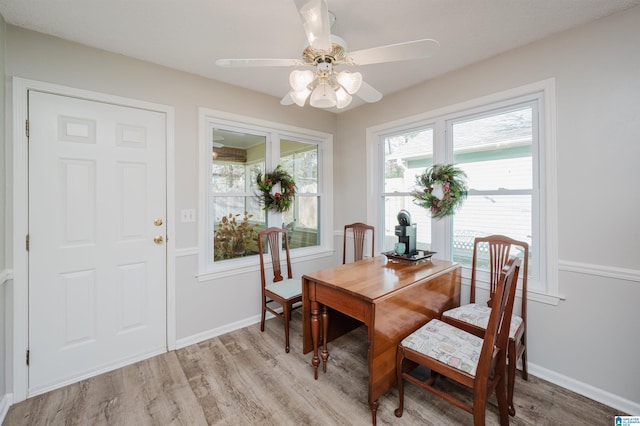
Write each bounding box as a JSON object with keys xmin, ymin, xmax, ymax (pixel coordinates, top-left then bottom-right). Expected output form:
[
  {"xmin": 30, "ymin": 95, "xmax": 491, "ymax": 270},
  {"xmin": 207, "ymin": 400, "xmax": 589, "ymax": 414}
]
[{"xmin": 180, "ymin": 209, "xmax": 196, "ymax": 223}]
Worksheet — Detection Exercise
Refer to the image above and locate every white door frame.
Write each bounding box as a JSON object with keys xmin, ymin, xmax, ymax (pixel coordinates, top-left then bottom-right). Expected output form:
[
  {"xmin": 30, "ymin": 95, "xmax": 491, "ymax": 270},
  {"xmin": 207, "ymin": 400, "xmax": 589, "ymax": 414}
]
[{"xmin": 10, "ymin": 77, "xmax": 177, "ymax": 402}]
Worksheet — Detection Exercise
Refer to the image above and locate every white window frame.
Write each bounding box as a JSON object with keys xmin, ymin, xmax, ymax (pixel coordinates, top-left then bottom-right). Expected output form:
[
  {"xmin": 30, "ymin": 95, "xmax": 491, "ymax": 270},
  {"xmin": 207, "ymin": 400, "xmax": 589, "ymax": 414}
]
[
  {"xmin": 197, "ymin": 108, "xmax": 334, "ymax": 281},
  {"xmin": 366, "ymin": 79, "xmax": 560, "ymax": 305}
]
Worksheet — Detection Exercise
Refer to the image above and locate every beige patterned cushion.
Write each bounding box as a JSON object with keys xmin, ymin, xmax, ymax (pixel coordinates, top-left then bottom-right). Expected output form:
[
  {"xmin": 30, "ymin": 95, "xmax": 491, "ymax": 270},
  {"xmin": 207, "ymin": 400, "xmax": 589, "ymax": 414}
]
[
  {"xmin": 266, "ymin": 278, "xmax": 302, "ymax": 299},
  {"xmin": 401, "ymin": 319, "xmax": 483, "ymax": 376},
  {"xmin": 442, "ymin": 303, "xmax": 523, "ymax": 339}
]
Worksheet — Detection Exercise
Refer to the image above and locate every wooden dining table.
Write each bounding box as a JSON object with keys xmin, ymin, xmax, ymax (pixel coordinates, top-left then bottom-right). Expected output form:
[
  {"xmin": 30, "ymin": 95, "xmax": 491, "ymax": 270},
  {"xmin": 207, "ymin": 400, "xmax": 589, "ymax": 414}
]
[{"xmin": 302, "ymin": 256, "xmax": 461, "ymax": 425}]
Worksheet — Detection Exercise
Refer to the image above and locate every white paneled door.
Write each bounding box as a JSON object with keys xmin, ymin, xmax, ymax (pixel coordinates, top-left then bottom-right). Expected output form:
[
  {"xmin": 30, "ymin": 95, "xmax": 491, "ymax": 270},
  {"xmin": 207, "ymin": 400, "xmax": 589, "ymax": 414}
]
[{"xmin": 28, "ymin": 90, "xmax": 167, "ymax": 394}]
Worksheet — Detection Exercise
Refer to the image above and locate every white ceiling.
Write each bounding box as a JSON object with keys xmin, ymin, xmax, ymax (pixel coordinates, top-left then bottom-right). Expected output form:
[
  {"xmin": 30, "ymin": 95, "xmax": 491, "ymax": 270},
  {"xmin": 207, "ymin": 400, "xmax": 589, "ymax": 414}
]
[{"xmin": 1, "ymin": 0, "xmax": 639, "ymax": 111}]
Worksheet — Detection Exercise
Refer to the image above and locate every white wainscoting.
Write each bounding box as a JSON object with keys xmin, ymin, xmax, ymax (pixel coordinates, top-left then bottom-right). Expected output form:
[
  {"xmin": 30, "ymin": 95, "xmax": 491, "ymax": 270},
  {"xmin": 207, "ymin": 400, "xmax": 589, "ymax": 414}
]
[
  {"xmin": 559, "ymin": 260, "xmax": 640, "ymax": 283},
  {"xmin": 0, "ymin": 393, "xmax": 12, "ymax": 425},
  {"xmin": 528, "ymin": 362, "xmax": 640, "ymax": 415},
  {"xmin": 1, "ymin": 270, "xmax": 11, "ymax": 424},
  {"xmin": 175, "ymin": 247, "xmax": 198, "ymax": 258},
  {"xmin": 553, "ymin": 259, "xmax": 639, "ymax": 414}
]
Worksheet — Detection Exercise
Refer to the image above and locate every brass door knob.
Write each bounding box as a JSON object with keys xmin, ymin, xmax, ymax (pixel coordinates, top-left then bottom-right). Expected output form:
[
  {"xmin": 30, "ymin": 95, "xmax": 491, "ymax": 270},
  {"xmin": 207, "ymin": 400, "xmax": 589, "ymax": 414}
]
[
  {"xmin": 153, "ymin": 235, "xmax": 164, "ymax": 244},
  {"xmin": 154, "ymin": 218, "xmax": 163, "ymax": 226}
]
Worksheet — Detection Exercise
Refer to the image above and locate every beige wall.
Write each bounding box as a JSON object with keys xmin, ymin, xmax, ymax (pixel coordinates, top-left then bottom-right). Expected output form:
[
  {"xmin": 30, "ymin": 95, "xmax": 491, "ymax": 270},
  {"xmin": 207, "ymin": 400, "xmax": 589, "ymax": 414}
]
[
  {"xmin": 1, "ymin": 12, "xmax": 7, "ymax": 402},
  {"xmin": 5, "ymin": 25, "xmax": 337, "ymax": 250},
  {"xmin": 2, "ymin": 24, "xmax": 339, "ymax": 398},
  {"xmin": 2, "ymin": 4, "xmax": 639, "ymax": 414},
  {"xmin": 336, "ymin": 6, "xmax": 640, "ymax": 409},
  {"xmin": 0, "ymin": 15, "xmax": 5, "ymax": 272}
]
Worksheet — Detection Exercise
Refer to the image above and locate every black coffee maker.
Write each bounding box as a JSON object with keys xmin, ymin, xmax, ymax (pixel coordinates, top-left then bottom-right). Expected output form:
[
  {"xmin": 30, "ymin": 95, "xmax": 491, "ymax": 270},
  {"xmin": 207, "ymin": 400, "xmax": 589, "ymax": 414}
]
[{"xmin": 394, "ymin": 210, "xmax": 417, "ymax": 256}]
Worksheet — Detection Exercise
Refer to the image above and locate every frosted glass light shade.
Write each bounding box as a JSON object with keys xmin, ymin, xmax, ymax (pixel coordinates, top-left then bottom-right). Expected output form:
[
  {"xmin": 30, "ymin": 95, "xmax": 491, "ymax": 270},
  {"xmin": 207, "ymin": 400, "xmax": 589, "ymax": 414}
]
[
  {"xmin": 336, "ymin": 71, "xmax": 363, "ymax": 94},
  {"xmin": 310, "ymin": 82, "xmax": 337, "ymax": 108},
  {"xmin": 289, "ymin": 70, "xmax": 315, "ymax": 92},
  {"xmin": 290, "ymin": 88, "xmax": 311, "ymax": 107},
  {"xmin": 335, "ymin": 87, "xmax": 352, "ymax": 109}
]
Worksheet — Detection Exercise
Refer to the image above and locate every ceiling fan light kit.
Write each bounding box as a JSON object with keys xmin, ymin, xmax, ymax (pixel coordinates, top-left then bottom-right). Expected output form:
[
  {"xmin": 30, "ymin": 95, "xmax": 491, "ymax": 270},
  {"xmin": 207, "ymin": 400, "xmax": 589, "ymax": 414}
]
[
  {"xmin": 289, "ymin": 69, "xmax": 315, "ymax": 92},
  {"xmin": 310, "ymin": 80, "xmax": 338, "ymax": 108},
  {"xmin": 335, "ymin": 87, "xmax": 352, "ymax": 109},
  {"xmin": 336, "ymin": 70, "xmax": 363, "ymax": 94},
  {"xmin": 289, "ymin": 61, "xmax": 359, "ymax": 109},
  {"xmin": 215, "ymin": 0, "xmax": 439, "ymax": 110},
  {"xmin": 290, "ymin": 87, "xmax": 312, "ymax": 107}
]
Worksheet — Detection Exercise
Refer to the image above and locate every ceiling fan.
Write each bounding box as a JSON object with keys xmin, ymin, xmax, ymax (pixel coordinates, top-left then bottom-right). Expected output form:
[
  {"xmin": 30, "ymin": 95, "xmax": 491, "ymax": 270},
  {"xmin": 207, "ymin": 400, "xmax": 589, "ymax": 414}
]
[{"xmin": 215, "ymin": 0, "xmax": 439, "ymax": 110}]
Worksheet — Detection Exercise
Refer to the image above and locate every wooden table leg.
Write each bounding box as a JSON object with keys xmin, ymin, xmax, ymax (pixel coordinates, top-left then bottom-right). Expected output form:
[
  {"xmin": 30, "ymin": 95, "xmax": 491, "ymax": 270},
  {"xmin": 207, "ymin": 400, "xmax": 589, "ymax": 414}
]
[
  {"xmin": 311, "ymin": 301, "xmax": 320, "ymax": 380},
  {"xmin": 370, "ymin": 400, "xmax": 379, "ymax": 425},
  {"xmin": 321, "ymin": 304, "xmax": 329, "ymax": 373}
]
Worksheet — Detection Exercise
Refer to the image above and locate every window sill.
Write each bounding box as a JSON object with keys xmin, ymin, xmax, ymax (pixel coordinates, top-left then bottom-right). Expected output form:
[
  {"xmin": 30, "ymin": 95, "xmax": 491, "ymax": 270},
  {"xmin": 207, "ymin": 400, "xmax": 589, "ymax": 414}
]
[
  {"xmin": 196, "ymin": 247, "xmax": 335, "ymax": 283},
  {"xmin": 459, "ymin": 265, "xmax": 564, "ymax": 306}
]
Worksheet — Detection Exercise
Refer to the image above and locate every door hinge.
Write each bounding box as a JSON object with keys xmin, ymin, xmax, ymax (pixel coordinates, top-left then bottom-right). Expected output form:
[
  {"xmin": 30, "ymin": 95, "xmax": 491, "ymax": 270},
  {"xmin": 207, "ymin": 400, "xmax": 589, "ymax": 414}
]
[
  {"xmin": 26, "ymin": 119, "xmax": 29, "ymax": 138},
  {"xmin": 26, "ymin": 349, "xmax": 30, "ymax": 366},
  {"xmin": 26, "ymin": 234, "xmax": 30, "ymax": 251}
]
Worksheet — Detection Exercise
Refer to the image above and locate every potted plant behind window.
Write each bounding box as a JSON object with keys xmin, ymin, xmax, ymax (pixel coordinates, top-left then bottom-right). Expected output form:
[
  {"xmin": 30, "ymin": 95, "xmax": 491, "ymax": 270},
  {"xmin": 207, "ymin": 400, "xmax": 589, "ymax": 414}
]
[{"xmin": 214, "ymin": 211, "xmax": 260, "ymax": 260}]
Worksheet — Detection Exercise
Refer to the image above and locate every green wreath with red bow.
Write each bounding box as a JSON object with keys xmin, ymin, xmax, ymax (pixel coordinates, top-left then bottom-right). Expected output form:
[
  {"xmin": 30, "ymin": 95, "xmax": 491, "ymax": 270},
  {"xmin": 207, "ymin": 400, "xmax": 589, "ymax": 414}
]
[
  {"xmin": 412, "ymin": 164, "xmax": 468, "ymax": 219},
  {"xmin": 256, "ymin": 165, "xmax": 297, "ymax": 213}
]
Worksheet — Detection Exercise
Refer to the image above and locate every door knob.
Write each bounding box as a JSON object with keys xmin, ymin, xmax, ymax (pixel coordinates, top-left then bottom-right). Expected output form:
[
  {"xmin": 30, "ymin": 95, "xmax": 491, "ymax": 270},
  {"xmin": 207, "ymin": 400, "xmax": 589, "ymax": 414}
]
[
  {"xmin": 154, "ymin": 218, "xmax": 163, "ymax": 226},
  {"xmin": 153, "ymin": 235, "xmax": 164, "ymax": 244}
]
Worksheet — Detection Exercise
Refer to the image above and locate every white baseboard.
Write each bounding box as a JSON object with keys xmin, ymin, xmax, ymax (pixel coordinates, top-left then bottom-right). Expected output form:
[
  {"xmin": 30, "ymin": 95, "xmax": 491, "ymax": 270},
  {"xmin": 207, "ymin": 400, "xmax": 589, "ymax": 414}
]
[
  {"xmin": 175, "ymin": 304, "xmax": 301, "ymax": 350},
  {"xmin": 175, "ymin": 314, "xmax": 263, "ymax": 349},
  {"xmin": 0, "ymin": 271, "xmax": 12, "ymax": 424},
  {"xmin": 528, "ymin": 362, "xmax": 640, "ymax": 415},
  {"xmin": 0, "ymin": 393, "xmax": 13, "ymax": 424}
]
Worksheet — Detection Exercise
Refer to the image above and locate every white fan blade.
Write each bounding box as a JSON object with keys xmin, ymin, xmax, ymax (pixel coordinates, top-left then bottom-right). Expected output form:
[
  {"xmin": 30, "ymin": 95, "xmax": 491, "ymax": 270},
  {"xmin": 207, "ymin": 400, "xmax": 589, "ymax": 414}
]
[
  {"xmin": 356, "ymin": 81, "xmax": 383, "ymax": 103},
  {"xmin": 294, "ymin": 0, "xmax": 332, "ymax": 51},
  {"xmin": 216, "ymin": 58, "xmax": 301, "ymax": 67},
  {"xmin": 280, "ymin": 92, "xmax": 295, "ymax": 106},
  {"xmin": 348, "ymin": 39, "xmax": 440, "ymax": 66}
]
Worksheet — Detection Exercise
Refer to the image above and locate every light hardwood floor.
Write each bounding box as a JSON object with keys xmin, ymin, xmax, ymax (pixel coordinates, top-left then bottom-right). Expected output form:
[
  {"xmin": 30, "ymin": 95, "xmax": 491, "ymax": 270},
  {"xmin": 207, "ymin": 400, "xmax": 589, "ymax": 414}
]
[{"xmin": 4, "ymin": 311, "xmax": 623, "ymax": 425}]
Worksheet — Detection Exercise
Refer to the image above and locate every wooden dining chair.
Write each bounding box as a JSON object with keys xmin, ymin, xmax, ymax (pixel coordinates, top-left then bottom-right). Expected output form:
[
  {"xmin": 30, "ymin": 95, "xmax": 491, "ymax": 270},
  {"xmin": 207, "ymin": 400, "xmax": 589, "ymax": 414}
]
[
  {"xmin": 395, "ymin": 257, "xmax": 521, "ymax": 426},
  {"xmin": 342, "ymin": 222, "xmax": 375, "ymax": 263},
  {"xmin": 258, "ymin": 227, "xmax": 302, "ymax": 353},
  {"xmin": 441, "ymin": 235, "xmax": 529, "ymax": 416}
]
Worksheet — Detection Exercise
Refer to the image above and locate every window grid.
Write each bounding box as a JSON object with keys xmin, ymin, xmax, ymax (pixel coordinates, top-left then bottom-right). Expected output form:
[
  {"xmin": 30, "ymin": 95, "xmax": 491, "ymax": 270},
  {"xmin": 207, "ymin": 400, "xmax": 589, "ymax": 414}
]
[
  {"xmin": 377, "ymin": 96, "xmax": 543, "ymax": 291},
  {"xmin": 200, "ymin": 113, "xmax": 330, "ymax": 275}
]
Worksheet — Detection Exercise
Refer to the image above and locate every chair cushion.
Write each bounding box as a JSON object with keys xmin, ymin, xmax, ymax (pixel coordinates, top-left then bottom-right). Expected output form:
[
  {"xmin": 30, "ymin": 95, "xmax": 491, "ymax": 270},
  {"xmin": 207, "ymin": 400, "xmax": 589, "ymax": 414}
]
[
  {"xmin": 266, "ymin": 278, "xmax": 302, "ymax": 300},
  {"xmin": 401, "ymin": 319, "xmax": 483, "ymax": 376},
  {"xmin": 442, "ymin": 304, "xmax": 523, "ymax": 339}
]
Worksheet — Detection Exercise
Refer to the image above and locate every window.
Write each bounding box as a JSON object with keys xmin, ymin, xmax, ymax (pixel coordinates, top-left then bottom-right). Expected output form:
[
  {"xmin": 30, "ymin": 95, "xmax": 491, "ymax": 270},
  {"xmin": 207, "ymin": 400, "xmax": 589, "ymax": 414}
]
[
  {"xmin": 280, "ymin": 140, "xmax": 320, "ymax": 249},
  {"xmin": 369, "ymin": 80, "xmax": 558, "ymax": 301},
  {"xmin": 379, "ymin": 127, "xmax": 434, "ymax": 252},
  {"xmin": 199, "ymin": 109, "xmax": 333, "ymax": 278},
  {"xmin": 450, "ymin": 103, "xmax": 537, "ymax": 286}
]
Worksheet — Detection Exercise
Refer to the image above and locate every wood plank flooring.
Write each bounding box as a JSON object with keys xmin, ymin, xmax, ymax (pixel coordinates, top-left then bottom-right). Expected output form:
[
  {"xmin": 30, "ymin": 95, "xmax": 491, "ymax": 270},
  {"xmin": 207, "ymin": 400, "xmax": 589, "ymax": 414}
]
[{"xmin": 4, "ymin": 311, "xmax": 624, "ymax": 425}]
